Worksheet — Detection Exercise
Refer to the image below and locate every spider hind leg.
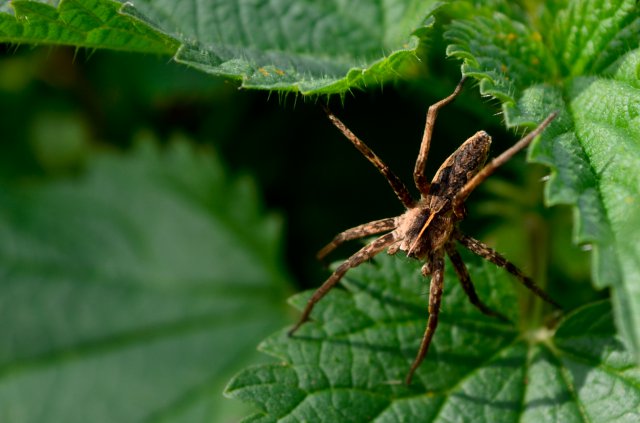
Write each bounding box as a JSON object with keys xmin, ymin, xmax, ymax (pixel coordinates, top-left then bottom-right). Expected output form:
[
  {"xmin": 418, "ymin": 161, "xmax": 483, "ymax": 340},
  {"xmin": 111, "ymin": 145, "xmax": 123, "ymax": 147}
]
[{"xmin": 414, "ymin": 77, "xmax": 467, "ymax": 196}]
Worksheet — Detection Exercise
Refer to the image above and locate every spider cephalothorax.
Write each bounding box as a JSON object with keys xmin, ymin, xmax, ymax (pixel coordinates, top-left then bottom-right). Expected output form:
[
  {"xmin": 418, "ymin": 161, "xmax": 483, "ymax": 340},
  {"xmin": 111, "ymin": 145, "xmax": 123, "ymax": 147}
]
[
  {"xmin": 289, "ymin": 77, "xmax": 559, "ymax": 385},
  {"xmin": 396, "ymin": 130, "xmax": 492, "ymax": 260}
]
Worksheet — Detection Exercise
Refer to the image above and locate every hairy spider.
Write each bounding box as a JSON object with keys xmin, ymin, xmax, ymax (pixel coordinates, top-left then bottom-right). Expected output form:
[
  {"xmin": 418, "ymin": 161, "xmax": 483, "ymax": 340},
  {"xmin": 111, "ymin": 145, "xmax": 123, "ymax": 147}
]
[{"xmin": 288, "ymin": 77, "xmax": 559, "ymax": 385}]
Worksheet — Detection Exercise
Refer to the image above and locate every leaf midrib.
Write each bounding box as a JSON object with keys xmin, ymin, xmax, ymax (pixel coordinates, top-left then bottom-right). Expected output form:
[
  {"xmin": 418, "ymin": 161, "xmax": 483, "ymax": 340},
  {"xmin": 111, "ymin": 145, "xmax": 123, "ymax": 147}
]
[{"xmin": 0, "ymin": 305, "xmax": 277, "ymax": 380}]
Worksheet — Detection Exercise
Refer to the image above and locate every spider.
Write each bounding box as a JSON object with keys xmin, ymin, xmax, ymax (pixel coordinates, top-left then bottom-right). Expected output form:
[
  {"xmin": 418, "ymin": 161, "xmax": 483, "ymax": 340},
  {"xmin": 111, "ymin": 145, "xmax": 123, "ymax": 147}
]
[{"xmin": 288, "ymin": 77, "xmax": 560, "ymax": 385}]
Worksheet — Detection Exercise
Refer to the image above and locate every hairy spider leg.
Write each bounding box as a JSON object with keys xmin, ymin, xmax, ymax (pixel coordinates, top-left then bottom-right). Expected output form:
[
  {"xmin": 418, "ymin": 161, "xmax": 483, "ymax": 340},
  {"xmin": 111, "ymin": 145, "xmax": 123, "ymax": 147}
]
[
  {"xmin": 445, "ymin": 242, "xmax": 509, "ymax": 321},
  {"xmin": 317, "ymin": 217, "xmax": 398, "ymax": 261},
  {"xmin": 406, "ymin": 250, "xmax": 445, "ymax": 385},
  {"xmin": 452, "ymin": 111, "xmax": 558, "ymax": 217},
  {"xmin": 456, "ymin": 231, "xmax": 561, "ymax": 309},
  {"xmin": 302, "ymin": 82, "xmax": 558, "ymax": 385},
  {"xmin": 288, "ymin": 232, "xmax": 399, "ymax": 336},
  {"xmin": 323, "ymin": 106, "xmax": 415, "ymax": 209},
  {"xmin": 414, "ymin": 77, "xmax": 468, "ymax": 196}
]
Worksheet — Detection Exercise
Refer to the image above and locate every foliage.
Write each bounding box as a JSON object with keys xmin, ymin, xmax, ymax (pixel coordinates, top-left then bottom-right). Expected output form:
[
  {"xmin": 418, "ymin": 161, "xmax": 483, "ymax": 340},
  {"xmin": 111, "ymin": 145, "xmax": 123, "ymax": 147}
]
[
  {"xmin": 0, "ymin": 139, "xmax": 292, "ymax": 422},
  {"xmin": 227, "ymin": 254, "xmax": 640, "ymax": 422},
  {"xmin": 0, "ymin": 0, "xmax": 638, "ymax": 422},
  {"xmin": 445, "ymin": 0, "xmax": 640, "ymax": 363},
  {"xmin": 0, "ymin": 0, "xmax": 177, "ymax": 53},
  {"xmin": 0, "ymin": 0, "xmax": 441, "ymax": 93}
]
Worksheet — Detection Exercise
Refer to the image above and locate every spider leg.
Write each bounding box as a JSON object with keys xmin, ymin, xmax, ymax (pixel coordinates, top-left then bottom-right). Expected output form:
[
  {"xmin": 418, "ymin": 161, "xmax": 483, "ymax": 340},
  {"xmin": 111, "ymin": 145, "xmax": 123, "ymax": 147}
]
[
  {"xmin": 323, "ymin": 106, "xmax": 415, "ymax": 209},
  {"xmin": 445, "ymin": 242, "xmax": 509, "ymax": 322},
  {"xmin": 455, "ymin": 231, "xmax": 561, "ymax": 309},
  {"xmin": 414, "ymin": 77, "xmax": 467, "ymax": 197},
  {"xmin": 289, "ymin": 231, "xmax": 398, "ymax": 336},
  {"xmin": 317, "ymin": 217, "xmax": 398, "ymax": 261},
  {"xmin": 406, "ymin": 249, "xmax": 445, "ymax": 385},
  {"xmin": 452, "ymin": 111, "xmax": 558, "ymax": 218}
]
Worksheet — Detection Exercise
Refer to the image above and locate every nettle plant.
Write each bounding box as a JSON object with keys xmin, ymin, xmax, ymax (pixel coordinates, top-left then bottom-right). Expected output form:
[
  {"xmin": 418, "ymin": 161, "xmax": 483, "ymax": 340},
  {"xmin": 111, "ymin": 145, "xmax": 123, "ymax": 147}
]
[{"xmin": 0, "ymin": 0, "xmax": 639, "ymax": 422}]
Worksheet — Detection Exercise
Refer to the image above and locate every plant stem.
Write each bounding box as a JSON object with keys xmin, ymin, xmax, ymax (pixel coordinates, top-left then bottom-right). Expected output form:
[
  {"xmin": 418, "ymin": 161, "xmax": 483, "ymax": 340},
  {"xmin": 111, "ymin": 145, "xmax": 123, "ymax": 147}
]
[{"xmin": 532, "ymin": 213, "xmax": 550, "ymax": 327}]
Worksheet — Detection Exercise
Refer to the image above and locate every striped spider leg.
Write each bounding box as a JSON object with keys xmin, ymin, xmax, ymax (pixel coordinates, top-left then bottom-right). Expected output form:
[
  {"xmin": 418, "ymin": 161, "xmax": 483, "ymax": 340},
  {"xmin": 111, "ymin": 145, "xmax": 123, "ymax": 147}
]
[{"xmin": 289, "ymin": 77, "xmax": 559, "ymax": 385}]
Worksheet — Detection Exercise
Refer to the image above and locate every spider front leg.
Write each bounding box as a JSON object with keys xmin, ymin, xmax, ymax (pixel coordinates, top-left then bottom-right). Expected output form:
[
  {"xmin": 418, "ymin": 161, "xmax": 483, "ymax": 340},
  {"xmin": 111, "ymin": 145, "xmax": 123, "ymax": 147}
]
[
  {"xmin": 414, "ymin": 77, "xmax": 467, "ymax": 196},
  {"xmin": 406, "ymin": 249, "xmax": 445, "ymax": 385},
  {"xmin": 317, "ymin": 217, "xmax": 398, "ymax": 261},
  {"xmin": 445, "ymin": 242, "xmax": 509, "ymax": 322},
  {"xmin": 455, "ymin": 231, "xmax": 561, "ymax": 309},
  {"xmin": 289, "ymin": 231, "xmax": 399, "ymax": 336}
]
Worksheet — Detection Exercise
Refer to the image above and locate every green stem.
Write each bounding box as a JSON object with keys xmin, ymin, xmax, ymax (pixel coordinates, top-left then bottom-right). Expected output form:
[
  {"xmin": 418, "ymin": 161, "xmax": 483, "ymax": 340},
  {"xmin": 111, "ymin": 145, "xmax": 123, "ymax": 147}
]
[{"xmin": 523, "ymin": 212, "xmax": 549, "ymax": 330}]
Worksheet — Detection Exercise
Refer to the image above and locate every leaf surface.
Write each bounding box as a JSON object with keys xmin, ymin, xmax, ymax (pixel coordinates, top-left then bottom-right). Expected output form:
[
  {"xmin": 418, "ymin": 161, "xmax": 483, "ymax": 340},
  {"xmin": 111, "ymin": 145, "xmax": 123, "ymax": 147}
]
[
  {"xmin": 0, "ymin": 0, "xmax": 178, "ymax": 53},
  {"xmin": 0, "ymin": 139, "xmax": 292, "ymax": 422},
  {"xmin": 0, "ymin": 0, "xmax": 441, "ymax": 94},
  {"xmin": 227, "ymin": 253, "xmax": 640, "ymax": 422},
  {"xmin": 445, "ymin": 0, "xmax": 640, "ymax": 361}
]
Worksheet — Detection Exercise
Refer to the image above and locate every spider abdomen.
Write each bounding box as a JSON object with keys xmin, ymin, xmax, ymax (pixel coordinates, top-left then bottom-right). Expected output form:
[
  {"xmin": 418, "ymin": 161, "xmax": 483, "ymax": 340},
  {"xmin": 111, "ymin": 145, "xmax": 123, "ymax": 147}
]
[
  {"xmin": 427, "ymin": 131, "xmax": 491, "ymax": 209},
  {"xmin": 290, "ymin": 77, "xmax": 559, "ymax": 386}
]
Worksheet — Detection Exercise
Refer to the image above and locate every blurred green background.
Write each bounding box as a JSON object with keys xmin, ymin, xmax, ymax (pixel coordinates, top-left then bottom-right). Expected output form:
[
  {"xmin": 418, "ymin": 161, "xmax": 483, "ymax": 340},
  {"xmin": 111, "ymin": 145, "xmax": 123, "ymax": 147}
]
[
  {"xmin": 0, "ymin": 43, "xmax": 599, "ymax": 421},
  {"xmin": 0, "ymin": 45, "xmax": 594, "ymax": 290}
]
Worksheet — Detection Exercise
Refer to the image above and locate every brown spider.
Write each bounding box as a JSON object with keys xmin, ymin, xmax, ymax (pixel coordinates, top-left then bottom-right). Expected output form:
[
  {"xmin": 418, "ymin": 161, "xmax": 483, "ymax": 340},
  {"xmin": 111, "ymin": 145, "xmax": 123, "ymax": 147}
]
[{"xmin": 288, "ymin": 77, "xmax": 560, "ymax": 385}]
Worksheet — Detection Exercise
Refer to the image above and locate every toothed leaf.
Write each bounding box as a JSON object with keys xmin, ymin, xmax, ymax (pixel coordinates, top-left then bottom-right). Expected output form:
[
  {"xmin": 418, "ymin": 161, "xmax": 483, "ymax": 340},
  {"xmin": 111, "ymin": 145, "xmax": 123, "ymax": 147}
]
[
  {"xmin": 226, "ymin": 254, "xmax": 640, "ymax": 422},
  {"xmin": 0, "ymin": 0, "xmax": 178, "ymax": 53},
  {"xmin": 446, "ymin": 0, "xmax": 640, "ymax": 363},
  {"xmin": 0, "ymin": 0, "xmax": 442, "ymax": 94}
]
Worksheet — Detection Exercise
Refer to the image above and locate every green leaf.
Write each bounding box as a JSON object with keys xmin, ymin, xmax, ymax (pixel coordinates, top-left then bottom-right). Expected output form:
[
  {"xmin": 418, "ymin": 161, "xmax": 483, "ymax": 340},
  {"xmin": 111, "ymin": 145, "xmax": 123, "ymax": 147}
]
[
  {"xmin": 0, "ymin": 0, "xmax": 178, "ymax": 54},
  {"xmin": 445, "ymin": 0, "xmax": 640, "ymax": 361},
  {"xmin": 226, "ymin": 253, "xmax": 640, "ymax": 422},
  {"xmin": 165, "ymin": 0, "xmax": 439, "ymax": 94},
  {"xmin": 0, "ymin": 0, "xmax": 441, "ymax": 94},
  {"xmin": 0, "ymin": 138, "xmax": 292, "ymax": 422}
]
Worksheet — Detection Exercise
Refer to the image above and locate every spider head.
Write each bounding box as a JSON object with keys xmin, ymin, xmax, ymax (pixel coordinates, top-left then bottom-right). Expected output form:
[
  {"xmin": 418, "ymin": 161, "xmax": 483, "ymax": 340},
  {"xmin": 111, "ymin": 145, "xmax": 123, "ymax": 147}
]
[{"xmin": 397, "ymin": 206, "xmax": 454, "ymax": 259}]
